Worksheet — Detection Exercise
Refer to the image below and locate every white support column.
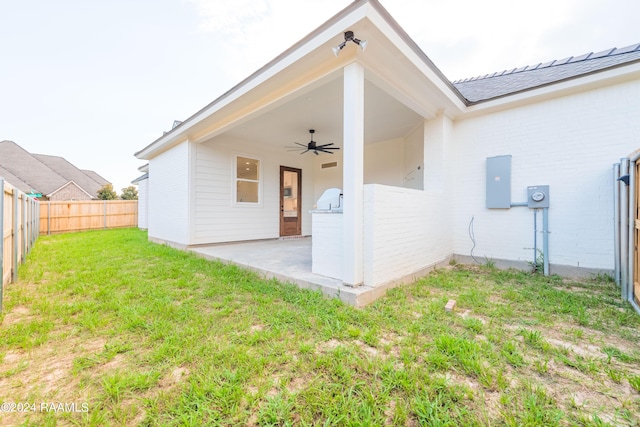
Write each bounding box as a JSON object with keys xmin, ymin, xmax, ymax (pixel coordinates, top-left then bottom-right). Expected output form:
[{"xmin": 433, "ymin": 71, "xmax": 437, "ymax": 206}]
[{"xmin": 342, "ymin": 62, "xmax": 365, "ymax": 287}]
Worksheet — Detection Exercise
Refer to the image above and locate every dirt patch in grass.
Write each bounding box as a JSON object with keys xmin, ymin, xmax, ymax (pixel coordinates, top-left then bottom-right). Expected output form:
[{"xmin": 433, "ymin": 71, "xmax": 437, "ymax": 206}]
[
  {"xmin": 1, "ymin": 336, "xmax": 106, "ymax": 398},
  {"xmin": 286, "ymin": 376, "xmax": 307, "ymax": 393},
  {"xmin": 316, "ymin": 338, "xmax": 341, "ymax": 353},
  {"xmin": 546, "ymin": 337, "xmax": 604, "ymax": 359},
  {"xmin": 0, "ymin": 335, "xmax": 108, "ymax": 426},
  {"xmin": 159, "ymin": 366, "xmax": 190, "ymax": 389},
  {"xmin": 2, "ymin": 306, "xmax": 35, "ymax": 326}
]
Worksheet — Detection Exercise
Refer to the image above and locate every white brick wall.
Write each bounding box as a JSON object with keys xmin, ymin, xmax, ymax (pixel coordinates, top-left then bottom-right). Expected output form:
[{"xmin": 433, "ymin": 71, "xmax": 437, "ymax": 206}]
[
  {"xmin": 452, "ymin": 79, "xmax": 640, "ymax": 270},
  {"xmin": 364, "ymin": 184, "xmax": 452, "ymax": 286},
  {"xmin": 148, "ymin": 142, "xmax": 190, "ymax": 245}
]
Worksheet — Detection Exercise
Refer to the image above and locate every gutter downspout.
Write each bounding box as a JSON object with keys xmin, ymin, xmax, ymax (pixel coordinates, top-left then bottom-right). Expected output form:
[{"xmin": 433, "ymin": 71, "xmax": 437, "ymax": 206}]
[
  {"xmin": 620, "ymin": 158, "xmax": 630, "ymax": 301},
  {"xmin": 614, "ymin": 163, "xmax": 621, "ymax": 286}
]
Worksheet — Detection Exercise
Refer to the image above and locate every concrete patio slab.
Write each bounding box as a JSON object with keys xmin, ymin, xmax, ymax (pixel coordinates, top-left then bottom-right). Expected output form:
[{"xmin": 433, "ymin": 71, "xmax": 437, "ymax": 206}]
[{"xmin": 189, "ymin": 237, "xmax": 375, "ymax": 306}]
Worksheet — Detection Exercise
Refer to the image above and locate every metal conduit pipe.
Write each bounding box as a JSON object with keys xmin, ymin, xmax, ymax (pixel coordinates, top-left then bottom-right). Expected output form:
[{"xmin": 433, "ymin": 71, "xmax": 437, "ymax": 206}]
[
  {"xmin": 620, "ymin": 158, "xmax": 630, "ymax": 300},
  {"xmin": 614, "ymin": 163, "xmax": 621, "ymax": 286},
  {"xmin": 543, "ymin": 207, "xmax": 550, "ymax": 276},
  {"xmin": 533, "ymin": 209, "xmax": 538, "ymax": 271}
]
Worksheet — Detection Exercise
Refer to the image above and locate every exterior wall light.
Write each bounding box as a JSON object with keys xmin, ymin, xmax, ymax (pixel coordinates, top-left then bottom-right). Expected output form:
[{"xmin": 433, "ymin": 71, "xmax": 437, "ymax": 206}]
[{"xmin": 332, "ymin": 30, "xmax": 367, "ymax": 56}]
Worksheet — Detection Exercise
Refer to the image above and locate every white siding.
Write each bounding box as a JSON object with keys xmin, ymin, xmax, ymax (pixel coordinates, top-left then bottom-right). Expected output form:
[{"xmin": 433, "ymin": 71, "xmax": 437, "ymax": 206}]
[
  {"xmin": 137, "ymin": 178, "xmax": 148, "ymax": 229},
  {"xmin": 452, "ymin": 79, "xmax": 640, "ymax": 270},
  {"xmin": 148, "ymin": 142, "xmax": 190, "ymax": 245},
  {"xmin": 364, "ymin": 184, "xmax": 452, "ymax": 286},
  {"xmin": 193, "ymin": 137, "xmax": 316, "ymax": 244}
]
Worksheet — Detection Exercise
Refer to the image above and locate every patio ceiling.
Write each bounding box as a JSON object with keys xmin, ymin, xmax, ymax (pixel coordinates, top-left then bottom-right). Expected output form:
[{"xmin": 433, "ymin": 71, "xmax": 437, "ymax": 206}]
[{"xmin": 223, "ymin": 75, "xmax": 424, "ymax": 150}]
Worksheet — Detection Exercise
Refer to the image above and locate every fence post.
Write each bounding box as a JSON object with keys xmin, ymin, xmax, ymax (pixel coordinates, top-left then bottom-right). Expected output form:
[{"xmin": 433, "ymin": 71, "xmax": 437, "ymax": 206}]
[
  {"xmin": 27, "ymin": 199, "xmax": 32, "ymax": 251},
  {"xmin": 32, "ymin": 199, "xmax": 37, "ymax": 246},
  {"xmin": 47, "ymin": 201, "xmax": 51, "ymax": 235},
  {"xmin": 21, "ymin": 194, "xmax": 26, "ymax": 263},
  {"xmin": 0, "ymin": 178, "xmax": 4, "ymax": 312},
  {"xmin": 12, "ymin": 189, "xmax": 18, "ymax": 283},
  {"xmin": 104, "ymin": 200, "xmax": 107, "ymax": 229}
]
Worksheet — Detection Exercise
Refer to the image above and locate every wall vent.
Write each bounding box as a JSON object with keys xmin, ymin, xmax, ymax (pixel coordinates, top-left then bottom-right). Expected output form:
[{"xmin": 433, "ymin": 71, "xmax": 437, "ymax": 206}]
[{"xmin": 321, "ymin": 162, "xmax": 338, "ymax": 169}]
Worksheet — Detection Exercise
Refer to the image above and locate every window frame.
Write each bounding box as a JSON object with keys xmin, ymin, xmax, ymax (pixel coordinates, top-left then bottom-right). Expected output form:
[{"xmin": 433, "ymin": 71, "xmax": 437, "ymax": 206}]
[{"xmin": 234, "ymin": 154, "xmax": 262, "ymax": 206}]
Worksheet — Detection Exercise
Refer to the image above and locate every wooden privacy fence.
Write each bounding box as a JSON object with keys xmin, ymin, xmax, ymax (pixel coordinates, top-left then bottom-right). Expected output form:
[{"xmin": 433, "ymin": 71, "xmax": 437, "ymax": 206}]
[
  {"xmin": 1, "ymin": 178, "xmax": 40, "ymax": 311},
  {"xmin": 39, "ymin": 200, "xmax": 138, "ymax": 234}
]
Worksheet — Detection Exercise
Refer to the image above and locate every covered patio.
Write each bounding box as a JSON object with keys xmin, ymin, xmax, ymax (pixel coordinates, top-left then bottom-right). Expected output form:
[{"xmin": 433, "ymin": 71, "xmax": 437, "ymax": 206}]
[{"xmin": 136, "ymin": 0, "xmax": 462, "ymax": 304}]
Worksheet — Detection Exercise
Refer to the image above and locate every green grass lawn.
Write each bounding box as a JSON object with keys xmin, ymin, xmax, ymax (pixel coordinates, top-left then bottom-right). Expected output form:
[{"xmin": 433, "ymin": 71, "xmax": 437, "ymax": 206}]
[{"xmin": 1, "ymin": 228, "xmax": 639, "ymax": 426}]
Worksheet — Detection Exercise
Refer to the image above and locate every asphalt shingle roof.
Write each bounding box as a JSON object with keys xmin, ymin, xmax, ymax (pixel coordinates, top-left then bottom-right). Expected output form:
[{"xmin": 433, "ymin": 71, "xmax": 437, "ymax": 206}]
[
  {"xmin": 0, "ymin": 140, "xmax": 68, "ymax": 195},
  {"xmin": 0, "ymin": 140, "xmax": 111, "ymax": 198},
  {"xmin": 452, "ymin": 43, "xmax": 640, "ymax": 103},
  {"xmin": 33, "ymin": 154, "xmax": 103, "ymax": 198},
  {"xmin": 0, "ymin": 165, "xmax": 33, "ymax": 193},
  {"xmin": 82, "ymin": 169, "xmax": 110, "ymax": 186}
]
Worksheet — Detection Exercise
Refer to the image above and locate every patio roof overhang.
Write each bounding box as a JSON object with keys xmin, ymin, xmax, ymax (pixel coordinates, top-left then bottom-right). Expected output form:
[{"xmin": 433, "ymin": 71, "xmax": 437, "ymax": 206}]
[{"xmin": 134, "ymin": 0, "xmax": 468, "ymax": 161}]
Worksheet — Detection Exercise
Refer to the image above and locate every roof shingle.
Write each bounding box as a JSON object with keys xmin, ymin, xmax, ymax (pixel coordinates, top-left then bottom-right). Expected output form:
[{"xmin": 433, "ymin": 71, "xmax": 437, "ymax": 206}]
[{"xmin": 452, "ymin": 43, "xmax": 640, "ymax": 103}]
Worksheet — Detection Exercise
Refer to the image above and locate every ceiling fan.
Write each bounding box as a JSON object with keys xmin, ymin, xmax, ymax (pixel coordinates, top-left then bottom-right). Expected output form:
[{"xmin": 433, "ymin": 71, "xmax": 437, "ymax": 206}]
[{"xmin": 286, "ymin": 129, "xmax": 340, "ymax": 155}]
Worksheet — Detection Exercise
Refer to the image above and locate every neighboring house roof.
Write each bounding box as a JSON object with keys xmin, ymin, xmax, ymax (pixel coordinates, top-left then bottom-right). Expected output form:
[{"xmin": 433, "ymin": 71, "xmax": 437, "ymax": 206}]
[
  {"xmin": 0, "ymin": 165, "xmax": 33, "ymax": 193},
  {"xmin": 82, "ymin": 169, "xmax": 110, "ymax": 186},
  {"xmin": 0, "ymin": 140, "xmax": 68, "ymax": 196},
  {"xmin": 33, "ymin": 153, "xmax": 103, "ymax": 198},
  {"xmin": 0, "ymin": 140, "xmax": 111, "ymax": 198},
  {"xmin": 453, "ymin": 43, "xmax": 640, "ymax": 103}
]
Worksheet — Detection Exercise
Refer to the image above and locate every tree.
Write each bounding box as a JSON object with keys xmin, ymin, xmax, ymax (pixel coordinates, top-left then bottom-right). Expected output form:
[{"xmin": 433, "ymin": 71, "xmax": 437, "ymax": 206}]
[
  {"xmin": 97, "ymin": 184, "xmax": 117, "ymax": 200},
  {"xmin": 121, "ymin": 186, "xmax": 138, "ymax": 200}
]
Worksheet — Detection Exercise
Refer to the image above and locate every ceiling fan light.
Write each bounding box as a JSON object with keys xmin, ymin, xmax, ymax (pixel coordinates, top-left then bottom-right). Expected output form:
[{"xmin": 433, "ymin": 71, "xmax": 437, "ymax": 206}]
[{"xmin": 358, "ymin": 39, "xmax": 368, "ymax": 51}]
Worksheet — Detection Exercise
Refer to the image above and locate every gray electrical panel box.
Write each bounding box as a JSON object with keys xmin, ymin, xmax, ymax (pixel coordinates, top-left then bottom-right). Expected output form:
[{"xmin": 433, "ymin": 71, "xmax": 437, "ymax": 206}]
[
  {"xmin": 527, "ymin": 185, "xmax": 550, "ymax": 208},
  {"xmin": 486, "ymin": 155, "xmax": 512, "ymax": 208}
]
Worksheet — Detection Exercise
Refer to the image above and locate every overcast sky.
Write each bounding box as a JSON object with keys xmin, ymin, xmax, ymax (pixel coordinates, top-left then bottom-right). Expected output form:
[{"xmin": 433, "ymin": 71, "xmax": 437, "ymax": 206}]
[{"xmin": 1, "ymin": 0, "xmax": 638, "ymax": 194}]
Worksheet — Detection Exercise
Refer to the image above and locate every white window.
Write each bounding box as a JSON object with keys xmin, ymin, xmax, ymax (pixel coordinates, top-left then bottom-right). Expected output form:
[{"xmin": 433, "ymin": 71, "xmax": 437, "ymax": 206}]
[{"xmin": 236, "ymin": 156, "xmax": 260, "ymax": 203}]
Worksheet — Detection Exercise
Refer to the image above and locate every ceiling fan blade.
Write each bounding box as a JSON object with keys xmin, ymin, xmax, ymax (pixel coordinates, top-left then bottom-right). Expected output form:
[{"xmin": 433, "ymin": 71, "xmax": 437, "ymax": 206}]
[
  {"xmin": 316, "ymin": 143, "xmax": 334, "ymax": 147},
  {"xmin": 317, "ymin": 148, "xmax": 335, "ymax": 154},
  {"xmin": 314, "ymin": 150, "xmax": 319, "ymax": 155},
  {"xmin": 320, "ymin": 147, "xmax": 340, "ymax": 150},
  {"xmin": 294, "ymin": 142, "xmax": 307, "ymax": 147},
  {"xmin": 300, "ymin": 149, "xmax": 309, "ymax": 154}
]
